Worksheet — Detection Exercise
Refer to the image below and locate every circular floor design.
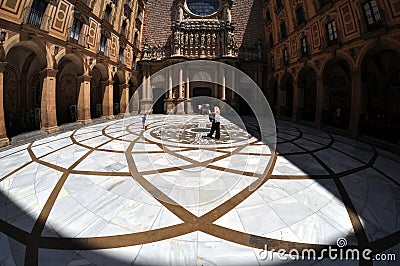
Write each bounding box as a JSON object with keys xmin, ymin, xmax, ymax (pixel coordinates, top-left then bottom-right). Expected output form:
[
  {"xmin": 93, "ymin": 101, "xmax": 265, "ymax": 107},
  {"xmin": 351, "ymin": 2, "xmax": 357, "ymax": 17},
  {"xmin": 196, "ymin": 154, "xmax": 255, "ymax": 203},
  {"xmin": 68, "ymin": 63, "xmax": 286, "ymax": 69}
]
[{"xmin": 0, "ymin": 115, "xmax": 399, "ymax": 265}]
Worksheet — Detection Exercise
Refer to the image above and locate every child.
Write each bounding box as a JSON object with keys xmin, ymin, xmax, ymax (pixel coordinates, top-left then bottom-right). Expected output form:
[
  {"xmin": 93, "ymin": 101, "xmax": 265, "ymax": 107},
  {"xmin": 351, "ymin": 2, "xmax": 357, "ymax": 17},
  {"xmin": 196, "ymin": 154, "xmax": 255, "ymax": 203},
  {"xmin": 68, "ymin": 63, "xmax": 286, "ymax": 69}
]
[{"xmin": 141, "ymin": 114, "xmax": 147, "ymax": 129}]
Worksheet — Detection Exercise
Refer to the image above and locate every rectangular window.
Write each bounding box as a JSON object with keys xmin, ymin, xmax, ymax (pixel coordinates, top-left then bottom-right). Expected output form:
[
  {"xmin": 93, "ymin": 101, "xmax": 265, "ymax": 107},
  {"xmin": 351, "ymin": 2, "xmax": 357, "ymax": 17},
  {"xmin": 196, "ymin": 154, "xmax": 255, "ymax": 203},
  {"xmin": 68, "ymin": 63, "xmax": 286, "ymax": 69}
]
[
  {"xmin": 99, "ymin": 35, "xmax": 107, "ymax": 53},
  {"xmin": 301, "ymin": 36, "xmax": 308, "ymax": 57},
  {"xmin": 363, "ymin": 0, "xmax": 382, "ymax": 27},
  {"xmin": 296, "ymin": 6, "xmax": 306, "ymax": 26},
  {"xmin": 118, "ymin": 47, "xmax": 124, "ymax": 63},
  {"xmin": 280, "ymin": 22, "xmax": 287, "ymax": 40},
  {"xmin": 327, "ymin": 20, "xmax": 338, "ymax": 43},
  {"xmin": 271, "ymin": 55, "xmax": 275, "ymax": 70},
  {"xmin": 283, "ymin": 47, "xmax": 289, "ymax": 66},
  {"xmin": 70, "ymin": 18, "xmax": 82, "ymax": 41}
]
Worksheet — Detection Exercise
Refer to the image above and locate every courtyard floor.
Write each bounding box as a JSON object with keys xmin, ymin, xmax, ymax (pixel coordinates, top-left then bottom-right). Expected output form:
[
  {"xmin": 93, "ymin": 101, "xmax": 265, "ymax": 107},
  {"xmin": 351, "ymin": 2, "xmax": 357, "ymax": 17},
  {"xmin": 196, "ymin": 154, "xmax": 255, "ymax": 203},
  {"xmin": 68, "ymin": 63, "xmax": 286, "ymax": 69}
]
[{"xmin": 0, "ymin": 115, "xmax": 399, "ymax": 265}]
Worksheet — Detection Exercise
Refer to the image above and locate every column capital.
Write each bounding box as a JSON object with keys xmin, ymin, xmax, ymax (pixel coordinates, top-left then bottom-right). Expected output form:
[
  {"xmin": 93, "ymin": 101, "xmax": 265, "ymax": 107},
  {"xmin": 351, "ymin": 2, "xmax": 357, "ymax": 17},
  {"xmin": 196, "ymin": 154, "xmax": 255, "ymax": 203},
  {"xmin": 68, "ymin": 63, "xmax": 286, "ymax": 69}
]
[
  {"xmin": 0, "ymin": 62, "xmax": 7, "ymax": 73},
  {"xmin": 77, "ymin": 75, "xmax": 92, "ymax": 83},
  {"xmin": 40, "ymin": 68, "xmax": 58, "ymax": 78},
  {"xmin": 102, "ymin": 80, "xmax": 114, "ymax": 86}
]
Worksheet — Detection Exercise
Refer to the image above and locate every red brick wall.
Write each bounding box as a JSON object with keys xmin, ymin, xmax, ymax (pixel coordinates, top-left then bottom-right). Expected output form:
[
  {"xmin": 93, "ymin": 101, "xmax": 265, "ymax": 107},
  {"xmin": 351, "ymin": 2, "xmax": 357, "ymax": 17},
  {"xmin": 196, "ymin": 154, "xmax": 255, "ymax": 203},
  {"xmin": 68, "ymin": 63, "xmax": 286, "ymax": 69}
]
[{"xmin": 142, "ymin": 0, "xmax": 265, "ymax": 48}]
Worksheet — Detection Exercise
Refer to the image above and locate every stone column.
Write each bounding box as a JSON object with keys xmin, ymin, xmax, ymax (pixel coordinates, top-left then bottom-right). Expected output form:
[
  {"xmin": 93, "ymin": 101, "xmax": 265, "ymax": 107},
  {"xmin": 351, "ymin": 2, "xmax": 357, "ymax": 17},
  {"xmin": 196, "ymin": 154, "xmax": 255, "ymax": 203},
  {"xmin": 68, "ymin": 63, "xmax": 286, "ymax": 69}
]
[
  {"xmin": 230, "ymin": 69, "xmax": 237, "ymax": 109},
  {"xmin": 40, "ymin": 68, "xmax": 58, "ymax": 133},
  {"xmin": 119, "ymin": 83, "xmax": 129, "ymax": 114},
  {"xmin": 132, "ymin": 89, "xmax": 140, "ymax": 114},
  {"xmin": 102, "ymin": 80, "xmax": 114, "ymax": 119},
  {"xmin": 140, "ymin": 67, "xmax": 153, "ymax": 114},
  {"xmin": 186, "ymin": 70, "xmax": 193, "ymax": 114},
  {"xmin": 292, "ymin": 81, "xmax": 299, "ymax": 122},
  {"xmin": 315, "ymin": 75, "xmax": 324, "ymax": 128},
  {"xmin": 0, "ymin": 63, "xmax": 9, "ymax": 147},
  {"xmin": 221, "ymin": 67, "xmax": 226, "ymax": 101},
  {"xmin": 276, "ymin": 77, "xmax": 283, "ymax": 117},
  {"xmin": 349, "ymin": 70, "xmax": 362, "ymax": 137},
  {"xmin": 77, "ymin": 75, "xmax": 92, "ymax": 124},
  {"xmin": 165, "ymin": 68, "xmax": 174, "ymax": 113},
  {"xmin": 176, "ymin": 67, "xmax": 185, "ymax": 114}
]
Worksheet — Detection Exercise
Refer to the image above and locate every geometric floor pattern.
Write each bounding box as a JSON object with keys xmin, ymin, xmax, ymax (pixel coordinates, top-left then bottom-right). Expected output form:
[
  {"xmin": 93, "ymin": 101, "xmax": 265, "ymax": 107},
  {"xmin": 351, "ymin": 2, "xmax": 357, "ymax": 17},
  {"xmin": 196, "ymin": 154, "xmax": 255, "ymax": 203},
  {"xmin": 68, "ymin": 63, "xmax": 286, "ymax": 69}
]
[{"xmin": 0, "ymin": 115, "xmax": 399, "ymax": 265}]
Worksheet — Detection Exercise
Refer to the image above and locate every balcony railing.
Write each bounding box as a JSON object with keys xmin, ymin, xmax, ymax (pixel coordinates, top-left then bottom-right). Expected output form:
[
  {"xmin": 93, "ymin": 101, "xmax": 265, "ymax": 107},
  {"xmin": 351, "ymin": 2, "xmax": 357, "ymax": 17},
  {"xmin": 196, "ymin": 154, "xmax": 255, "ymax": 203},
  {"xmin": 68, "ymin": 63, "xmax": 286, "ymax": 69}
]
[
  {"xmin": 67, "ymin": 27, "xmax": 88, "ymax": 47},
  {"xmin": 136, "ymin": 13, "xmax": 143, "ymax": 23},
  {"xmin": 21, "ymin": 7, "xmax": 52, "ymax": 32},
  {"xmin": 299, "ymin": 46, "xmax": 310, "ymax": 59},
  {"xmin": 98, "ymin": 43, "xmax": 111, "ymax": 57},
  {"xmin": 121, "ymin": 27, "xmax": 130, "ymax": 39},
  {"xmin": 320, "ymin": 30, "xmax": 342, "ymax": 50},
  {"xmin": 118, "ymin": 54, "xmax": 128, "ymax": 64}
]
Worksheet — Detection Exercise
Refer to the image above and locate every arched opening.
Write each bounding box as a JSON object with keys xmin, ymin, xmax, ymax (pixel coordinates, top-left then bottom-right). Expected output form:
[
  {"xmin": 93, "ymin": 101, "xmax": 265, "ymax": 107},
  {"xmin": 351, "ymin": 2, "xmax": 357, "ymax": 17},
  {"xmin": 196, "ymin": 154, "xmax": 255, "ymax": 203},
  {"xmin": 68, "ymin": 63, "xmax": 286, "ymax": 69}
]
[
  {"xmin": 113, "ymin": 75, "xmax": 121, "ymax": 115},
  {"xmin": 297, "ymin": 67, "xmax": 317, "ymax": 122},
  {"xmin": 90, "ymin": 64, "xmax": 108, "ymax": 119},
  {"xmin": 153, "ymin": 88, "xmax": 166, "ymax": 114},
  {"xmin": 360, "ymin": 48, "xmax": 400, "ymax": 144},
  {"xmin": 193, "ymin": 87, "xmax": 212, "ymax": 97},
  {"xmin": 56, "ymin": 56, "xmax": 83, "ymax": 125},
  {"xmin": 267, "ymin": 78, "xmax": 278, "ymax": 115},
  {"xmin": 280, "ymin": 73, "xmax": 294, "ymax": 118},
  {"xmin": 4, "ymin": 43, "xmax": 46, "ymax": 138},
  {"xmin": 322, "ymin": 58, "xmax": 352, "ymax": 130}
]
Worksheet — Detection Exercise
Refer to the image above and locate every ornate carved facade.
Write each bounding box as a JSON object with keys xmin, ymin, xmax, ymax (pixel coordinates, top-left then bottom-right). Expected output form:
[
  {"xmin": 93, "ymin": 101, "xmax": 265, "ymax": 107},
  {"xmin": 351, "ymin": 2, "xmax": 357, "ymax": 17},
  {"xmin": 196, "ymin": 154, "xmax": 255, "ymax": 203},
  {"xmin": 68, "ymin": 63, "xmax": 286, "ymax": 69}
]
[
  {"xmin": 139, "ymin": 0, "xmax": 266, "ymax": 115},
  {"xmin": 0, "ymin": 0, "xmax": 145, "ymax": 147},
  {"xmin": 263, "ymin": 0, "xmax": 400, "ymax": 146}
]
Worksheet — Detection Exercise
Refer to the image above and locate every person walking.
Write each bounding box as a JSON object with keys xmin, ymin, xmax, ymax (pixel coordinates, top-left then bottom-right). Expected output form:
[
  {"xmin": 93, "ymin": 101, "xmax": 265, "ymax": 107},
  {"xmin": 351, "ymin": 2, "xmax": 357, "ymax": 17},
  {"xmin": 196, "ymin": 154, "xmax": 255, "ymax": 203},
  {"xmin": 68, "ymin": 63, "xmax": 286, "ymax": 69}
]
[
  {"xmin": 203, "ymin": 106, "xmax": 221, "ymax": 140},
  {"xmin": 141, "ymin": 114, "xmax": 147, "ymax": 129}
]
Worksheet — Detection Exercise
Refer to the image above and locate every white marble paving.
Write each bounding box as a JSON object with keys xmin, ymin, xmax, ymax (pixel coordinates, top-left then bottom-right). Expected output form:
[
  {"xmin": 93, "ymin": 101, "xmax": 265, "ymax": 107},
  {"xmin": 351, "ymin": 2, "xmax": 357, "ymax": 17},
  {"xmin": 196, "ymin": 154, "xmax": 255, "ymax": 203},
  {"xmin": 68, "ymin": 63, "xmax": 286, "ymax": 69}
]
[{"xmin": 0, "ymin": 115, "xmax": 399, "ymax": 265}]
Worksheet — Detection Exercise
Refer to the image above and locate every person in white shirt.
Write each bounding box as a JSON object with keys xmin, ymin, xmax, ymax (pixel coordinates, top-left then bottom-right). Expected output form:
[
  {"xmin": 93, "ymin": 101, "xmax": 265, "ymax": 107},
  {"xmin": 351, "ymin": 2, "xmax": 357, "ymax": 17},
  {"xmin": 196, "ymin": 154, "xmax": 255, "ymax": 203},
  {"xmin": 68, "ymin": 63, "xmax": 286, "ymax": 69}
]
[{"xmin": 204, "ymin": 105, "xmax": 221, "ymax": 140}]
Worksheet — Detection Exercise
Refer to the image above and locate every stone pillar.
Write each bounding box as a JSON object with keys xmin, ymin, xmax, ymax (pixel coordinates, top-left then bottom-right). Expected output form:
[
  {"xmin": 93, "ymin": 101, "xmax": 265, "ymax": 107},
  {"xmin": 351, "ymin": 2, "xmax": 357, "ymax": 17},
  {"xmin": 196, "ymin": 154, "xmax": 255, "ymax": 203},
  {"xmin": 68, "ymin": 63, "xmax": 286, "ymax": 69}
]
[
  {"xmin": 292, "ymin": 81, "xmax": 299, "ymax": 122},
  {"xmin": 176, "ymin": 67, "xmax": 185, "ymax": 114},
  {"xmin": 315, "ymin": 75, "xmax": 324, "ymax": 128},
  {"xmin": 120, "ymin": 83, "xmax": 129, "ymax": 114},
  {"xmin": 221, "ymin": 67, "xmax": 226, "ymax": 101},
  {"xmin": 140, "ymin": 68, "xmax": 153, "ymax": 114},
  {"xmin": 0, "ymin": 63, "xmax": 10, "ymax": 147},
  {"xmin": 186, "ymin": 70, "xmax": 193, "ymax": 114},
  {"xmin": 276, "ymin": 77, "xmax": 283, "ymax": 117},
  {"xmin": 102, "ymin": 80, "xmax": 114, "ymax": 119},
  {"xmin": 77, "ymin": 75, "xmax": 92, "ymax": 124},
  {"xmin": 349, "ymin": 70, "xmax": 362, "ymax": 137},
  {"xmin": 230, "ymin": 69, "xmax": 237, "ymax": 109},
  {"xmin": 132, "ymin": 89, "xmax": 140, "ymax": 114},
  {"xmin": 165, "ymin": 68, "xmax": 174, "ymax": 113},
  {"xmin": 40, "ymin": 68, "xmax": 58, "ymax": 133}
]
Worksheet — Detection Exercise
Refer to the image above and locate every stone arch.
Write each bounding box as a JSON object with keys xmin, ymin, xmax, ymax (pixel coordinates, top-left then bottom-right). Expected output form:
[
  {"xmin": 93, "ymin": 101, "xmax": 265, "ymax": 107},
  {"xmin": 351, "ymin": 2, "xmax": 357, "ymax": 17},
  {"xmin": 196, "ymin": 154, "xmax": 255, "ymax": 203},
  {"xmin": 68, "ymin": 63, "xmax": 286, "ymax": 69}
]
[
  {"xmin": 267, "ymin": 77, "xmax": 278, "ymax": 115},
  {"xmin": 3, "ymin": 39, "xmax": 49, "ymax": 138},
  {"xmin": 280, "ymin": 72, "xmax": 294, "ymax": 118},
  {"xmin": 359, "ymin": 46, "xmax": 400, "ymax": 144},
  {"xmin": 356, "ymin": 39, "xmax": 400, "ymax": 69},
  {"xmin": 322, "ymin": 57, "xmax": 352, "ymax": 130},
  {"xmin": 112, "ymin": 70, "xmax": 125, "ymax": 115},
  {"xmin": 297, "ymin": 66, "xmax": 317, "ymax": 122},
  {"xmin": 90, "ymin": 63, "xmax": 109, "ymax": 118},
  {"xmin": 55, "ymin": 54, "xmax": 86, "ymax": 125}
]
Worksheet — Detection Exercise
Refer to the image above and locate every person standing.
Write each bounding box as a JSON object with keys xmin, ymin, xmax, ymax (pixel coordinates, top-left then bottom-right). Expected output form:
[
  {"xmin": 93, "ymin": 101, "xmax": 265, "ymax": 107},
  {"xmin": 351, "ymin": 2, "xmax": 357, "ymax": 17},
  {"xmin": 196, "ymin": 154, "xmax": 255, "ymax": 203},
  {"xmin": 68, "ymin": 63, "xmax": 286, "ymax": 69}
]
[
  {"xmin": 204, "ymin": 106, "xmax": 221, "ymax": 140},
  {"xmin": 141, "ymin": 114, "xmax": 147, "ymax": 129}
]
